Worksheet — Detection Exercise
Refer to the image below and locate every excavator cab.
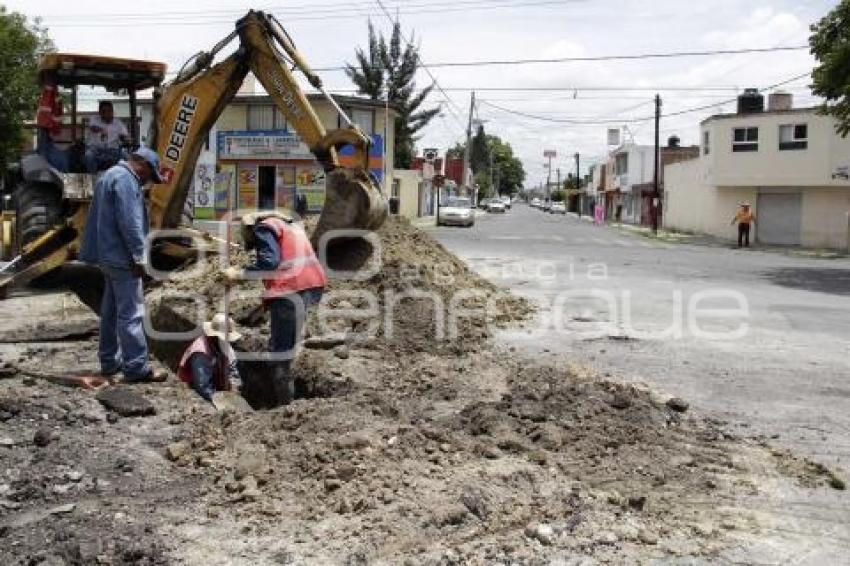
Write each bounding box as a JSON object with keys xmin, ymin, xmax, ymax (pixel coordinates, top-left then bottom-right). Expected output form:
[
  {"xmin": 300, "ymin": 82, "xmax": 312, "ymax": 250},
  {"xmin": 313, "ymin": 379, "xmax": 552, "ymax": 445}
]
[
  {"xmin": 1, "ymin": 11, "xmax": 386, "ymax": 308},
  {"xmin": 16, "ymin": 54, "xmax": 166, "ymax": 248}
]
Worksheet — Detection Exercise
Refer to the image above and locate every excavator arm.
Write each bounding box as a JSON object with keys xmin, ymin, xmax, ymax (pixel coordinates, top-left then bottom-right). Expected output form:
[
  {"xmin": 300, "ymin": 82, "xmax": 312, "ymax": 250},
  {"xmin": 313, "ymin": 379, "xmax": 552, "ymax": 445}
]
[
  {"xmin": 0, "ymin": 10, "xmax": 386, "ymax": 300},
  {"xmin": 149, "ymin": 9, "xmax": 385, "ymax": 237}
]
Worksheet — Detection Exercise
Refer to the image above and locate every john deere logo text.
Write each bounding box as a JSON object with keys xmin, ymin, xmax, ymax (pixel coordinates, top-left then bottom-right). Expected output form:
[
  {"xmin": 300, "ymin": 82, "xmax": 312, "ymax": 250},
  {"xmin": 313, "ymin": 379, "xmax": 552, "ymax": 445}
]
[{"xmin": 165, "ymin": 95, "xmax": 198, "ymax": 164}]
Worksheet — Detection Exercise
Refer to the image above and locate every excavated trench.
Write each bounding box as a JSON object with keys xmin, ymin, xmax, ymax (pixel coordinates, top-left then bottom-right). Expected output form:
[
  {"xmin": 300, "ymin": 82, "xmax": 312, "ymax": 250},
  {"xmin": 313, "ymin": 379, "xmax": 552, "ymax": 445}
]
[{"xmin": 147, "ymin": 299, "xmax": 349, "ymax": 409}]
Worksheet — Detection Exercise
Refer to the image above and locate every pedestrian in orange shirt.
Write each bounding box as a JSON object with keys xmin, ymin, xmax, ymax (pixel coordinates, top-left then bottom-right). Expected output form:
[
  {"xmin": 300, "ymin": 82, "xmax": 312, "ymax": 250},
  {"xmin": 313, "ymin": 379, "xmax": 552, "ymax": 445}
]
[{"xmin": 731, "ymin": 203, "xmax": 755, "ymax": 248}]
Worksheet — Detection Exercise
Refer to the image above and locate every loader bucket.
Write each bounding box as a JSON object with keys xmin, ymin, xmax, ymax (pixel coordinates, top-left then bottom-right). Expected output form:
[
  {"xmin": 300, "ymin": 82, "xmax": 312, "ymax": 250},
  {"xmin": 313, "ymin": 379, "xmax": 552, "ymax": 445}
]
[{"xmin": 311, "ymin": 167, "xmax": 387, "ymax": 272}]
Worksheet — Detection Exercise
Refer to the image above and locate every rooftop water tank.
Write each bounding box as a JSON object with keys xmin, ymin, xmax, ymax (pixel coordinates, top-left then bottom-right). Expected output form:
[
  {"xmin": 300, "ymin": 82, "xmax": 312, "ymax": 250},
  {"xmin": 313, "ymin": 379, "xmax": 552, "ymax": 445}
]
[{"xmin": 737, "ymin": 88, "xmax": 764, "ymax": 114}]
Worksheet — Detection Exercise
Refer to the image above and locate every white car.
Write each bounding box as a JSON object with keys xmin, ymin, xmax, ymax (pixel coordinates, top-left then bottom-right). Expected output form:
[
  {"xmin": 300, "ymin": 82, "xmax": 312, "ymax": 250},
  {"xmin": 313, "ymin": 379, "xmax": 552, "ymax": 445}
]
[
  {"xmin": 550, "ymin": 202, "xmax": 566, "ymax": 214},
  {"xmin": 500, "ymin": 195, "xmax": 512, "ymax": 209},
  {"xmin": 486, "ymin": 199, "xmax": 506, "ymax": 213},
  {"xmin": 437, "ymin": 197, "xmax": 475, "ymax": 227},
  {"xmin": 530, "ymin": 198, "xmax": 542, "ymax": 208}
]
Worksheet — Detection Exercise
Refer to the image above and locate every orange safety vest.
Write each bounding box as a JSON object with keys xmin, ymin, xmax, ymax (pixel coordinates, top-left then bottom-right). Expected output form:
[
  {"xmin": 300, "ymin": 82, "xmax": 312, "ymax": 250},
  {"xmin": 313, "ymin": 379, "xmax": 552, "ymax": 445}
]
[
  {"xmin": 259, "ymin": 217, "xmax": 327, "ymax": 301},
  {"xmin": 176, "ymin": 336, "xmax": 230, "ymax": 392},
  {"xmin": 36, "ymin": 85, "xmax": 63, "ymax": 136}
]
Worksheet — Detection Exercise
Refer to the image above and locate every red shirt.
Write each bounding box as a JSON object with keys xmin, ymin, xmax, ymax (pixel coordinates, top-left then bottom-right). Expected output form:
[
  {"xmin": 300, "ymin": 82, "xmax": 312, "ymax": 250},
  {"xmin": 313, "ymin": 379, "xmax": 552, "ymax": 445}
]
[{"xmin": 36, "ymin": 85, "xmax": 63, "ymax": 136}]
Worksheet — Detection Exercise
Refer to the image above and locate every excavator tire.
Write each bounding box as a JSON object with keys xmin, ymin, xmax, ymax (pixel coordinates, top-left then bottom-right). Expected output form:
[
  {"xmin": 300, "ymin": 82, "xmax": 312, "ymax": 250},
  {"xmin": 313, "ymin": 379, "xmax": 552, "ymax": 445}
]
[{"xmin": 15, "ymin": 182, "xmax": 63, "ymax": 248}]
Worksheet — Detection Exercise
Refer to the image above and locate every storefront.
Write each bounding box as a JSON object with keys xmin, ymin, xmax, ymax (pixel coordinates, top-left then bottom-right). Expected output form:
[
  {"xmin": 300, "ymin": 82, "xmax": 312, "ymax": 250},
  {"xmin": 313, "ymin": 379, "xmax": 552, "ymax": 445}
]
[{"xmin": 191, "ymin": 129, "xmax": 385, "ymax": 219}]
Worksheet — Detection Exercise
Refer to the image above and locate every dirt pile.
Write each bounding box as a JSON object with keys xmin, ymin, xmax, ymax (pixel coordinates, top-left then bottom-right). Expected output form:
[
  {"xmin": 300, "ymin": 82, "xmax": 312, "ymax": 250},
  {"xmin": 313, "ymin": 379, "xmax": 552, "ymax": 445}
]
[{"xmin": 0, "ymin": 217, "xmax": 844, "ymax": 564}]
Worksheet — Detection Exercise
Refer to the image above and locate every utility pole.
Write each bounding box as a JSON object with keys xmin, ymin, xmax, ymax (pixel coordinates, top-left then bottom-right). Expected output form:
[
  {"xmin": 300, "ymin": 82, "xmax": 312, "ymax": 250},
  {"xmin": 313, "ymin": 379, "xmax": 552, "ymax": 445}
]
[
  {"xmin": 462, "ymin": 91, "xmax": 475, "ymax": 201},
  {"xmin": 556, "ymin": 168, "xmax": 561, "ymax": 196},
  {"xmin": 652, "ymin": 94, "xmax": 662, "ymax": 234},
  {"xmin": 575, "ymin": 152, "xmax": 581, "ymax": 218},
  {"xmin": 489, "ymin": 151, "xmax": 495, "ymax": 196}
]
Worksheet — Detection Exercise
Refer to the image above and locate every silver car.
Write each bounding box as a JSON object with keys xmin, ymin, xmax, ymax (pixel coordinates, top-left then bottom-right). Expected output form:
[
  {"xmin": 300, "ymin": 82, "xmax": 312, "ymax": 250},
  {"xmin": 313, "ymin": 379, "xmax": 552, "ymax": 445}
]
[{"xmin": 437, "ymin": 197, "xmax": 475, "ymax": 227}]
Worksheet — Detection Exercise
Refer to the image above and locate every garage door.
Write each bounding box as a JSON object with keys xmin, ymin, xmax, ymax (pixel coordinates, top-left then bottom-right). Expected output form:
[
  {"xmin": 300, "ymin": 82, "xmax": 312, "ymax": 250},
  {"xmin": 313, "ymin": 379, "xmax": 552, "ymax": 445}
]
[{"xmin": 757, "ymin": 192, "xmax": 801, "ymax": 246}]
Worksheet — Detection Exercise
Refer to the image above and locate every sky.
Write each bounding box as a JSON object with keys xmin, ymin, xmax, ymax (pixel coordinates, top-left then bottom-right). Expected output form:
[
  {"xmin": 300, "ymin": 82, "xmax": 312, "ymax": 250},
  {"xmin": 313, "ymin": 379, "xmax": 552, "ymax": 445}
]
[{"xmin": 5, "ymin": 0, "xmax": 839, "ymax": 187}]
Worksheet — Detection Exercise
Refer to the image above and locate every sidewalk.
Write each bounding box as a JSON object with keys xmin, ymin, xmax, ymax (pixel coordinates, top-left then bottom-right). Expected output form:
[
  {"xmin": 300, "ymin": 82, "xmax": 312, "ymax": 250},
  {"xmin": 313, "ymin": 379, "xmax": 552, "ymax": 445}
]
[{"xmin": 612, "ymin": 221, "xmax": 848, "ymax": 259}]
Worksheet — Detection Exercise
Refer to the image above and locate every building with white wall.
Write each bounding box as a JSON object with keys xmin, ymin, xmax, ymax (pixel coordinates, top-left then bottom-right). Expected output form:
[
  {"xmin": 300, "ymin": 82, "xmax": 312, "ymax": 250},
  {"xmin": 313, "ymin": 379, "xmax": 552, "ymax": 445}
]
[{"xmin": 664, "ymin": 93, "xmax": 850, "ymax": 250}]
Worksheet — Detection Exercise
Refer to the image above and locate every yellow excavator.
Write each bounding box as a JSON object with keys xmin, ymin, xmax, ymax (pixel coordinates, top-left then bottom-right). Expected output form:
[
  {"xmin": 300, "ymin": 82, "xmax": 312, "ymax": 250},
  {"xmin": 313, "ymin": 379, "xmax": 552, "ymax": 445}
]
[{"xmin": 0, "ymin": 10, "xmax": 386, "ymax": 309}]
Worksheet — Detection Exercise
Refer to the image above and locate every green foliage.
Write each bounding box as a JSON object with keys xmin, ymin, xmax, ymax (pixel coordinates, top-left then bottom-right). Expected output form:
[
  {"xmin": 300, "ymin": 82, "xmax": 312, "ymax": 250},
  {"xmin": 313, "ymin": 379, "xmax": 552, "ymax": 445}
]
[
  {"xmin": 345, "ymin": 21, "xmax": 440, "ymax": 168},
  {"xmin": 473, "ymin": 170, "xmax": 492, "ymax": 198},
  {"xmin": 810, "ymin": 0, "xmax": 850, "ymax": 136},
  {"xmin": 550, "ymin": 189, "xmax": 565, "ymax": 202},
  {"xmin": 0, "ymin": 6, "xmax": 53, "ymax": 175},
  {"xmin": 451, "ymin": 130, "xmax": 526, "ymax": 195},
  {"xmin": 344, "ymin": 21, "xmax": 384, "ymax": 100},
  {"xmin": 470, "ymin": 124, "xmax": 488, "ymax": 173}
]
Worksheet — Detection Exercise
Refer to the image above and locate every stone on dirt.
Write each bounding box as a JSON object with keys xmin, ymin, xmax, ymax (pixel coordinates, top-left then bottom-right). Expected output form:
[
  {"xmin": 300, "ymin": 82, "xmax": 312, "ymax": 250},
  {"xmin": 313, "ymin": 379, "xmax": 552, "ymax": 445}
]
[
  {"xmin": 33, "ymin": 427, "xmax": 54, "ymax": 447},
  {"xmin": 666, "ymin": 397, "xmax": 689, "ymax": 413},
  {"xmin": 166, "ymin": 442, "xmax": 189, "ymax": 462},
  {"xmin": 304, "ymin": 333, "xmax": 348, "ymax": 350},
  {"xmin": 96, "ymin": 387, "xmax": 156, "ymax": 417}
]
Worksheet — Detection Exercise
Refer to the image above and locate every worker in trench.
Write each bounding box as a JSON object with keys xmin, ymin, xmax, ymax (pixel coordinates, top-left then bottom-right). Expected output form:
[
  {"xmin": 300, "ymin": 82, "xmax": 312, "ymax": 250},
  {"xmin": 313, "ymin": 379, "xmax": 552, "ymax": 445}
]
[
  {"xmin": 176, "ymin": 313, "xmax": 243, "ymax": 402},
  {"xmin": 223, "ymin": 212, "xmax": 327, "ymax": 405}
]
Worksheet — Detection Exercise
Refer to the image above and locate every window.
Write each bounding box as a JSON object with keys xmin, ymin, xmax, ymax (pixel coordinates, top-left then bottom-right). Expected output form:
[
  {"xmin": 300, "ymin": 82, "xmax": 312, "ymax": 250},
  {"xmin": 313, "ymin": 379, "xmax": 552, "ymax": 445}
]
[
  {"xmin": 347, "ymin": 107, "xmax": 374, "ymax": 134},
  {"xmin": 247, "ymin": 105, "xmax": 287, "ymax": 131},
  {"xmin": 732, "ymin": 127, "xmax": 758, "ymax": 152},
  {"xmin": 703, "ymin": 130, "xmax": 710, "ymax": 155},
  {"xmin": 615, "ymin": 153, "xmax": 628, "ymax": 175},
  {"xmin": 779, "ymin": 123, "xmax": 807, "ymax": 150}
]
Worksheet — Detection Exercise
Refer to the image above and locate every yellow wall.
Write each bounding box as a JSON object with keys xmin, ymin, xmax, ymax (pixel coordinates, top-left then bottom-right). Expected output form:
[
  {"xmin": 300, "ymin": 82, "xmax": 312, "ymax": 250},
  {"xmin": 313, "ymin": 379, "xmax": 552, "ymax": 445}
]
[
  {"xmin": 393, "ymin": 169, "xmax": 422, "ymax": 220},
  {"xmin": 665, "ymin": 159, "xmax": 850, "ymax": 250},
  {"xmin": 217, "ymin": 105, "xmax": 247, "ymax": 131},
  {"xmin": 801, "ymin": 189, "xmax": 850, "ymax": 249}
]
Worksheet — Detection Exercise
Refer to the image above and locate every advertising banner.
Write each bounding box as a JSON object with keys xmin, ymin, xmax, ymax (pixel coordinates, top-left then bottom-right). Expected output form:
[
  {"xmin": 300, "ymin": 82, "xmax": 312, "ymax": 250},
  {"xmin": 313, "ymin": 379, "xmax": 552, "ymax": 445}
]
[
  {"xmin": 238, "ymin": 163, "xmax": 258, "ymax": 210},
  {"xmin": 296, "ymin": 166, "xmax": 326, "ymax": 211},
  {"xmin": 214, "ymin": 164, "xmax": 236, "ymax": 219},
  {"xmin": 218, "ymin": 130, "xmax": 313, "ymax": 160},
  {"xmin": 194, "ymin": 162, "xmax": 215, "ymax": 220},
  {"xmin": 276, "ymin": 165, "xmax": 296, "ymax": 209}
]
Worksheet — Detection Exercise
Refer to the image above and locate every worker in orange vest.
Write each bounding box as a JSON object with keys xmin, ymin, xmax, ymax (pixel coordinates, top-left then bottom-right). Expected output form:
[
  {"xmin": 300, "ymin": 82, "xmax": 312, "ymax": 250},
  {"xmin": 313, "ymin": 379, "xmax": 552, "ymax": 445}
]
[
  {"xmin": 731, "ymin": 202, "xmax": 756, "ymax": 248},
  {"xmin": 224, "ymin": 212, "xmax": 326, "ymax": 405}
]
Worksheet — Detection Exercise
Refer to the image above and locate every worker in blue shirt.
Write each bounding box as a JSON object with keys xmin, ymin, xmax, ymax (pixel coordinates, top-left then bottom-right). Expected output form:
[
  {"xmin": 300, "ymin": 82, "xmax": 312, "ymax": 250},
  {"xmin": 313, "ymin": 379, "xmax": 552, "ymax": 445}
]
[{"xmin": 79, "ymin": 147, "xmax": 165, "ymax": 383}]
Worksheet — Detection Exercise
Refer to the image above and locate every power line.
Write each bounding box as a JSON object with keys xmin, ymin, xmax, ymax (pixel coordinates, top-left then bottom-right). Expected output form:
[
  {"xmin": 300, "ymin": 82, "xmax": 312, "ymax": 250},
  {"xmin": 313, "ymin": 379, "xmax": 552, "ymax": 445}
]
[
  {"xmin": 372, "ymin": 0, "xmax": 467, "ymax": 138},
  {"xmin": 45, "ymin": 0, "xmax": 584, "ymax": 20},
  {"xmin": 311, "ymin": 45, "xmax": 809, "ymax": 72},
  {"xmin": 476, "ymin": 71, "xmax": 813, "ymax": 125},
  {"xmin": 42, "ymin": 0, "xmax": 576, "ymax": 27}
]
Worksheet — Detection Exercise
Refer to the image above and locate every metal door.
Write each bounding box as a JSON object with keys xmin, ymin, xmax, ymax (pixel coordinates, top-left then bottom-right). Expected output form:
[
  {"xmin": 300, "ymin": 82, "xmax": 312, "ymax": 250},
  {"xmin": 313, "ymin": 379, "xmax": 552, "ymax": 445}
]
[{"xmin": 756, "ymin": 191, "xmax": 801, "ymax": 245}]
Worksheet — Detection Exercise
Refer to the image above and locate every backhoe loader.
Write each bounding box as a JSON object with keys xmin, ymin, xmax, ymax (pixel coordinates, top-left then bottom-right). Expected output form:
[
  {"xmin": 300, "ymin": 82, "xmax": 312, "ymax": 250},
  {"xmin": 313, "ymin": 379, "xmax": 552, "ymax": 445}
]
[{"xmin": 0, "ymin": 10, "xmax": 387, "ymax": 309}]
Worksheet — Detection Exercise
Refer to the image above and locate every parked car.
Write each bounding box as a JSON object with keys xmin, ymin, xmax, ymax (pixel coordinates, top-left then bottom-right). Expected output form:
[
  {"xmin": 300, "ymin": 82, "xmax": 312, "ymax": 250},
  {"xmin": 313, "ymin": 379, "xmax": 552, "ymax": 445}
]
[
  {"xmin": 530, "ymin": 197, "xmax": 542, "ymax": 208},
  {"xmin": 500, "ymin": 195, "xmax": 512, "ymax": 209},
  {"xmin": 437, "ymin": 197, "xmax": 475, "ymax": 227},
  {"xmin": 550, "ymin": 202, "xmax": 566, "ymax": 214},
  {"xmin": 486, "ymin": 199, "xmax": 507, "ymax": 213}
]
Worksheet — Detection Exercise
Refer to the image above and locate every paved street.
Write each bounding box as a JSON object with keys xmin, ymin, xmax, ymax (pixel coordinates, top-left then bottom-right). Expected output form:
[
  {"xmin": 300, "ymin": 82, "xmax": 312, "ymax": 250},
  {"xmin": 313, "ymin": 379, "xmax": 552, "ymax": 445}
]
[{"xmin": 430, "ymin": 204, "xmax": 850, "ymax": 472}]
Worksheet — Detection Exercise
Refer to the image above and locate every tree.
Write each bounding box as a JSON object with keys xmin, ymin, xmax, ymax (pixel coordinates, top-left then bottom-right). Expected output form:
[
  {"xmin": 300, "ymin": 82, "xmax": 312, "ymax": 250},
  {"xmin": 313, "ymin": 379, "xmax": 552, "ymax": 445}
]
[
  {"xmin": 470, "ymin": 124, "xmax": 488, "ymax": 173},
  {"xmin": 449, "ymin": 132, "xmax": 526, "ymax": 196},
  {"xmin": 810, "ymin": 0, "xmax": 850, "ymax": 136},
  {"xmin": 0, "ymin": 7, "xmax": 53, "ymax": 175},
  {"xmin": 344, "ymin": 21, "xmax": 384, "ymax": 100},
  {"xmin": 345, "ymin": 21, "xmax": 440, "ymax": 168}
]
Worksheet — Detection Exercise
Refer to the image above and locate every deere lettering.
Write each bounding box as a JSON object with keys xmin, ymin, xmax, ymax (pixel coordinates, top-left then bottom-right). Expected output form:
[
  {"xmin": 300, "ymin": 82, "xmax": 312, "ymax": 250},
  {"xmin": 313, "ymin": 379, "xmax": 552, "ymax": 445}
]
[
  {"xmin": 165, "ymin": 95, "xmax": 198, "ymax": 162},
  {"xmin": 270, "ymin": 73, "xmax": 303, "ymax": 120}
]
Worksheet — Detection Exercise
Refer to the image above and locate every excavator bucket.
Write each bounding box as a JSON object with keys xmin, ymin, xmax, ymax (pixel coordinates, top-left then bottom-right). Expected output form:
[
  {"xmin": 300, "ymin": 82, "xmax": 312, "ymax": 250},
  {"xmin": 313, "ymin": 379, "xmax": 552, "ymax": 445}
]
[{"xmin": 312, "ymin": 168, "xmax": 388, "ymax": 272}]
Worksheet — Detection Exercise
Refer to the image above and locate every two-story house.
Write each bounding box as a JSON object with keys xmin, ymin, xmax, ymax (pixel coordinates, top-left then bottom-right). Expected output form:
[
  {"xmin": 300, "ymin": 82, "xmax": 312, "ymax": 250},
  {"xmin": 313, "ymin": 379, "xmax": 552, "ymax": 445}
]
[
  {"xmin": 664, "ymin": 91, "xmax": 850, "ymax": 249},
  {"xmin": 134, "ymin": 81, "xmax": 396, "ymax": 223}
]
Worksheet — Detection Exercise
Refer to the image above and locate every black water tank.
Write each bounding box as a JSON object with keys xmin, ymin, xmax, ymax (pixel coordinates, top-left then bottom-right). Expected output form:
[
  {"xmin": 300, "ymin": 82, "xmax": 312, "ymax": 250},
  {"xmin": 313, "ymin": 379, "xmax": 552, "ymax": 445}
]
[
  {"xmin": 667, "ymin": 135, "xmax": 680, "ymax": 148},
  {"xmin": 737, "ymin": 88, "xmax": 764, "ymax": 114}
]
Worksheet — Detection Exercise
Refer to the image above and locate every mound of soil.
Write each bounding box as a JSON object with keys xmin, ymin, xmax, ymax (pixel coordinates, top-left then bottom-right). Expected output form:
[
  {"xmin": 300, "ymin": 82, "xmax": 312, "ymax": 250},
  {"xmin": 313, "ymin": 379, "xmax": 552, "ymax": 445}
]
[{"xmin": 0, "ymin": 219, "xmax": 842, "ymax": 564}]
